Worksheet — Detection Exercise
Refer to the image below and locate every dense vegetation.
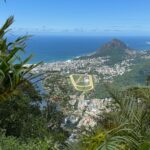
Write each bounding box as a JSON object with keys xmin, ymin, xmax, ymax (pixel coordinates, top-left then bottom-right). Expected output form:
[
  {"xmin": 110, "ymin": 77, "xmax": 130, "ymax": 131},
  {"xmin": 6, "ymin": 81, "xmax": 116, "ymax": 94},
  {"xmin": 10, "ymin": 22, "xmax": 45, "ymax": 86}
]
[
  {"xmin": 0, "ymin": 17, "xmax": 70, "ymax": 150},
  {"xmin": 69, "ymin": 85, "xmax": 150, "ymax": 150}
]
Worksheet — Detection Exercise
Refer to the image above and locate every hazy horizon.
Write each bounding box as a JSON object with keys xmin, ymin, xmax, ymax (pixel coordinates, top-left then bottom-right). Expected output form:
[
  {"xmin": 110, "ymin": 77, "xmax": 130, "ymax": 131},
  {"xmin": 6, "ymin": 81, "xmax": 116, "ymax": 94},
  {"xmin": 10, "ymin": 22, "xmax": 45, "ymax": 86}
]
[{"xmin": 1, "ymin": 0, "xmax": 150, "ymax": 36}]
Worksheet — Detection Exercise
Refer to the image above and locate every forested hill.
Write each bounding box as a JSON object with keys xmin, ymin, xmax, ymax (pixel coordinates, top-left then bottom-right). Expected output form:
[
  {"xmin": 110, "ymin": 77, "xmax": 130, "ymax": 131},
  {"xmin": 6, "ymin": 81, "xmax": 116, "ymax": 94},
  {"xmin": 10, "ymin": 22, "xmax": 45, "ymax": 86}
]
[
  {"xmin": 79, "ymin": 39, "xmax": 136, "ymax": 64},
  {"xmin": 94, "ymin": 39, "xmax": 133, "ymax": 57}
]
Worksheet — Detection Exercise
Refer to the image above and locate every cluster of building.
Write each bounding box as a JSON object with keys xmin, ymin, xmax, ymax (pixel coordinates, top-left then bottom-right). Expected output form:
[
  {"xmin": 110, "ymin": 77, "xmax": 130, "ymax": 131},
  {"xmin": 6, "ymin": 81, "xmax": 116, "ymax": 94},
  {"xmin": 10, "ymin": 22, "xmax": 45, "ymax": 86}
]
[
  {"xmin": 96, "ymin": 60, "xmax": 131, "ymax": 74},
  {"xmin": 32, "ymin": 57, "xmax": 109, "ymax": 73},
  {"xmin": 33, "ymin": 56, "xmax": 131, "ymax": 73},
  {"xmin": 63, "ymin": 98, "xmax": 113, "ymax": 141},
  {"xmin": 32, "ymin": 56, "xmax": 133, "ymax": 83},
  {"xmin": 30, "ymin": 57, "xmax": 135, "ymax": 141}
]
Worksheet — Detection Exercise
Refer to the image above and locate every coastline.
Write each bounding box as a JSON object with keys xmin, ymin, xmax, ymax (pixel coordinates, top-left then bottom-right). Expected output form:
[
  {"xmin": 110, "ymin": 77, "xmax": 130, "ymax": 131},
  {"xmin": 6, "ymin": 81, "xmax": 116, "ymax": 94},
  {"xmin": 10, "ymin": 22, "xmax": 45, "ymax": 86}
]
[{"xmin": 20, "ymin": 36, "xmax": 150, "ymax": 64}]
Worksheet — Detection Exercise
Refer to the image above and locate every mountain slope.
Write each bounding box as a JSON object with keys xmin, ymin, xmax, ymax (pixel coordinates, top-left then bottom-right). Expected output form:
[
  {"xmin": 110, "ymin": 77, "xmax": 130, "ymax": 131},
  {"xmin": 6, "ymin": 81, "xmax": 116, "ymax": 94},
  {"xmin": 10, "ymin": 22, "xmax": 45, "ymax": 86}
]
[
  {"xmin": 92, "ymin": 39, "xmax": 134, "ymax": 63},
  {"xmin": 96, "ymin": 39, "xmax": 131, "ymax": 56}
]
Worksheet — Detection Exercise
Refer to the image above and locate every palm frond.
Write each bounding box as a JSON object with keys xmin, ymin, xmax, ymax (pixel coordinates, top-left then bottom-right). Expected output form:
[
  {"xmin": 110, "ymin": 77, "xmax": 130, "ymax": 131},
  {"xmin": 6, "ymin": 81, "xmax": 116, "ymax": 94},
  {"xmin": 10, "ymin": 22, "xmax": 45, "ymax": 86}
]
[
  {"xmin": 0, "ymin": 16, "xmax": 14, "ymax": 38},
  {"xmin": 0, "ymin": 17, "xmax": 41, "ymax": 101}
]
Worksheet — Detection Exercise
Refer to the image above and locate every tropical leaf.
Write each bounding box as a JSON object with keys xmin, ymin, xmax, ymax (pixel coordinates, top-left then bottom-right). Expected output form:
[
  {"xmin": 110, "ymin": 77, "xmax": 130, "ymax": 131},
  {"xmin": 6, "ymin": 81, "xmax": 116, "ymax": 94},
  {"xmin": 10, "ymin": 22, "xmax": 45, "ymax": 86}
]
[
  {"xmin": 0, "ymin": 17, "xmax": 40, "ymax": 101},
  {"xmin": 0, "ymin": 16, "xmax": 14, "ymax": 38}
]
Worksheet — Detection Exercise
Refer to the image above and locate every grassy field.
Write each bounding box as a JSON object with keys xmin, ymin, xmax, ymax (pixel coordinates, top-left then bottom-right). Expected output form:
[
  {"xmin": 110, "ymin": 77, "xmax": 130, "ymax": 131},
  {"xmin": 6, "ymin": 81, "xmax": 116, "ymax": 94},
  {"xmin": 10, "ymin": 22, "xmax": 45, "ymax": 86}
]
[{"xmin": 70, "ymin": 74, "xmax": 94, "ymax": 92}]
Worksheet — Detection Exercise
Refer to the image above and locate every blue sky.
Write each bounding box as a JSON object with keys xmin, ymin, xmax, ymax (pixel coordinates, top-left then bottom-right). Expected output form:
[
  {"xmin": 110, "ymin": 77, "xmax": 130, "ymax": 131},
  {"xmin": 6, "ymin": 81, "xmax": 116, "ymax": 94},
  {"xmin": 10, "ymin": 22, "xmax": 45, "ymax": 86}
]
[{"xmin": 0, "ymin": 0, "xmax": 150, "ymax": 36}]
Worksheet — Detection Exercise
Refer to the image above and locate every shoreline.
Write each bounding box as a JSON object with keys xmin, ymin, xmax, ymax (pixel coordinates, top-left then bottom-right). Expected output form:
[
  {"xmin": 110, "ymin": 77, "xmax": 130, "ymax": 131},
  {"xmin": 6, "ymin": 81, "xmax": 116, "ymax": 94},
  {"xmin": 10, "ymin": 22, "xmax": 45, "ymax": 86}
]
[{"xmin": 26, "ymin": 48, "xmax": 148, "ymax": 66}]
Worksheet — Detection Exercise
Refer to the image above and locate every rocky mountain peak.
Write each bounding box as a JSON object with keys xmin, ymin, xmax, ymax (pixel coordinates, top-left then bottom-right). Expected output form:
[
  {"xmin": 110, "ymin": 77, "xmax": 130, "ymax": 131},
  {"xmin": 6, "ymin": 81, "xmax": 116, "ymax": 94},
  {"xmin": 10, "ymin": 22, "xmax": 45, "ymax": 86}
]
[{"xmin": 101, "ymin": 39, "xmax": 128, "ymax": 50}]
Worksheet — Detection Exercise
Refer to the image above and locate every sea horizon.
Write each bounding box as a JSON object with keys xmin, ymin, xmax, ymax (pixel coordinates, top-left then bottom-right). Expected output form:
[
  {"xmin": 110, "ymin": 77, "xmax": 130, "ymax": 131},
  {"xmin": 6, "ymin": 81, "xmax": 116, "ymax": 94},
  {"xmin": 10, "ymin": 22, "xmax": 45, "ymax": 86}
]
[{"xmin": 9, "ymin": 35, "xmax": 150, "ymax": 64}]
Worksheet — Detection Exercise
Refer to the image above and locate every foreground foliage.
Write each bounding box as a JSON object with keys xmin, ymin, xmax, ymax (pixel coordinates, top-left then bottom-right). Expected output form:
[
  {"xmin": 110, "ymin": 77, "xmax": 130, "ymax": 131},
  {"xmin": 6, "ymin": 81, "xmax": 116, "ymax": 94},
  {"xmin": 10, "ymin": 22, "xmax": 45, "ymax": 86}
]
[
  {"xmin": 0, "ymin": 17, "xmax": 69, "ymax": 149},
  {"xmin": 0, "ymin": 16, "xmax": 41, "ymax": 101},
  {"xmin": 72, "ymin": 86, "xmax": 150, "ymax": 150},
  {"xmin": 0, "ymin": 16, "xmax": 50, "ymax": 149},
  {"xmin": 0, "ymin": 132, "xmax": 52, "ymax": 150}
]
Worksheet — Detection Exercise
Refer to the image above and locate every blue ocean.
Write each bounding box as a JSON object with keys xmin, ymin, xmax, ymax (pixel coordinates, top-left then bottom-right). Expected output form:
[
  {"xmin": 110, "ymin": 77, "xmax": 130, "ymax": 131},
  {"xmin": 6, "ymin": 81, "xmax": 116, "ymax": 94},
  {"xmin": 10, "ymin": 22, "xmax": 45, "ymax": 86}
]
[{"xmin": 10, "ymin": 35, "xmax": 150, "ymax": 64}]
